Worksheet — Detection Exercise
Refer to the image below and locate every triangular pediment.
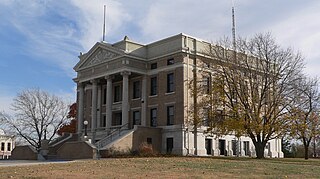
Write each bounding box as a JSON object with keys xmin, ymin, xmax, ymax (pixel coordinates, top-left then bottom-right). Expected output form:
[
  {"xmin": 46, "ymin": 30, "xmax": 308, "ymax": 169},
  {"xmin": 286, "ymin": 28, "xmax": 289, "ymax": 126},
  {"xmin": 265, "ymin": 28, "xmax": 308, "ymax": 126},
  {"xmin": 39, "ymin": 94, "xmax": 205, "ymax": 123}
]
[{"xmin": 74, "ymin": 43, "xmax": 123, "ymax": 71}]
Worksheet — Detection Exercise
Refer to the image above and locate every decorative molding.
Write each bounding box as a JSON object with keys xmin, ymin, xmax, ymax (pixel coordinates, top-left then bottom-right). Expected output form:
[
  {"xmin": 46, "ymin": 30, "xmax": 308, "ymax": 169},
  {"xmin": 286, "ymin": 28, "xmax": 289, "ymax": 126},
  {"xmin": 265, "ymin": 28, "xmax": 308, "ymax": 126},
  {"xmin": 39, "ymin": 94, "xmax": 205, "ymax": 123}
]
[
  {"xmin": 121, "ymin": 71, "xmax": 131, "ymax": 76},
  {"xmin": 104, "ymin": 75, "xmax": 114, "ymax": 80},
  {"xmin": 83, "ymin": 49, "xmax": 119, "ymax": 68}
]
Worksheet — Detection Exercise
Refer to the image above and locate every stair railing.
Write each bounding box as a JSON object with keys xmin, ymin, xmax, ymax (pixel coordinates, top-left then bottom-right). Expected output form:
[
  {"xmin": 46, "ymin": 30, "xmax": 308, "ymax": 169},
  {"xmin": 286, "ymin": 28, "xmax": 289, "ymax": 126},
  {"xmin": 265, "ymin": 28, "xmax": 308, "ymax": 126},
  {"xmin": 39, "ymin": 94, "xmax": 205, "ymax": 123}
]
[{"xmin": 95, "ymin": 123, "xmax": 129, "ymax": 149}]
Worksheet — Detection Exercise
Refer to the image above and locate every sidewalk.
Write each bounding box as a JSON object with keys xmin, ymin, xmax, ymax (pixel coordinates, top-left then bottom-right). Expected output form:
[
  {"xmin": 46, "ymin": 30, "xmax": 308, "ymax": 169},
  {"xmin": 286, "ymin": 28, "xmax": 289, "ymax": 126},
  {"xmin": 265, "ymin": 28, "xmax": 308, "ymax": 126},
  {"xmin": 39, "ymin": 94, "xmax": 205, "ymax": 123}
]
[{"xmin": 0, "ymin": 160, "xmax": 73, "ymax": 167}]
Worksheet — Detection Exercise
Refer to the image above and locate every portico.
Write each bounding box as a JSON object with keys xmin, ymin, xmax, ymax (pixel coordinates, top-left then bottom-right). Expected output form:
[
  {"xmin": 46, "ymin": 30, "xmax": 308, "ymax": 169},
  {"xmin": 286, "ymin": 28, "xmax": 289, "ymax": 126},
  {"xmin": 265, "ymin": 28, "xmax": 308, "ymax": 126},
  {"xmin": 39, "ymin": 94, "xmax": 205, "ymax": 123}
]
[{"xmin": 76, "ymin": 70, "xmax": 147, "ymax": 142}]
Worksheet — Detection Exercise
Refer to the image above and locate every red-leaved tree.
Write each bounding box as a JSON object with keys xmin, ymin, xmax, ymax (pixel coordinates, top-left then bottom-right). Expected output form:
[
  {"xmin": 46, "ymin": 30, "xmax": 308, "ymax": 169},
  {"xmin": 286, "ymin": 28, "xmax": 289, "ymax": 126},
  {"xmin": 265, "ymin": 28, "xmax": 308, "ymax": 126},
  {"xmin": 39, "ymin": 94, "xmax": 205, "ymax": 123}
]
[{"xmin": 57, "ymin": 103, "xmax": 77, "ymax": 135}]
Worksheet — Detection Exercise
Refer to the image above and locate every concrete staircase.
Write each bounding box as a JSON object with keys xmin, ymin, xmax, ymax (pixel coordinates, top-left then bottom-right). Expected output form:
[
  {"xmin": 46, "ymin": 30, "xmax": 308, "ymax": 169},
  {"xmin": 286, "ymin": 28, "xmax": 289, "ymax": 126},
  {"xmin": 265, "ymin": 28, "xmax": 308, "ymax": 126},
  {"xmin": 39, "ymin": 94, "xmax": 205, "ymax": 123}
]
[
  {"xmin": 47, "ymin": 133, "xmax": 78, "ymax": 160},
  {"xmin": 95, "ymin": 123, "xmax": 133, "ymax": 150}
]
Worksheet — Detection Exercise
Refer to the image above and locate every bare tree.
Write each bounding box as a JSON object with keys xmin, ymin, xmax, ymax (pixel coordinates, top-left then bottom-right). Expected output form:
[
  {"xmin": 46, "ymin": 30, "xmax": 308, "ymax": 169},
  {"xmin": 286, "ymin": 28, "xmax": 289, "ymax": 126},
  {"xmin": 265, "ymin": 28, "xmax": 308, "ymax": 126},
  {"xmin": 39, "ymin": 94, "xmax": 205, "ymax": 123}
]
[
  {"xmin": 0, "ymin": 89, "xmax": 69, "ymax": 152},
  {"xmin": 288, "ymin": 77, "xmax": 320, "ymax": 159},
  {"xmin": 201, "ymin": 33, "xmax": 304, "ymax": 158}
]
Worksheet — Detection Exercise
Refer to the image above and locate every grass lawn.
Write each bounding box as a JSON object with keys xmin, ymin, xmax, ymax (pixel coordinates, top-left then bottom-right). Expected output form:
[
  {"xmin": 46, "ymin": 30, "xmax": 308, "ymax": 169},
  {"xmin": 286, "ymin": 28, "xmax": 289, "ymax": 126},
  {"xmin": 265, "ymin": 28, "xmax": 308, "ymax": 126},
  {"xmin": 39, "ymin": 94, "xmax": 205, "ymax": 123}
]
[{"xmin": 0, "ymin": 157, "xmax": 319, "ymax": 178}]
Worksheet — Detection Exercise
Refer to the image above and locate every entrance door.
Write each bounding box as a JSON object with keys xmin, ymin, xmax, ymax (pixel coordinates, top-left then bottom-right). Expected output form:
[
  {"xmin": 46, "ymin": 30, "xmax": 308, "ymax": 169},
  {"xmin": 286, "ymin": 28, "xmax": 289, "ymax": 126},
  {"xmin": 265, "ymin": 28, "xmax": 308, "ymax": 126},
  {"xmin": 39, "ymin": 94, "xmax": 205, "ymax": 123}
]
[
  {"xmin": 219, "ymin": 139, "xmax": 226, "ymax": 156},
  {"xmin": 166, "ymin": 138, "xmax": 173, "ymax": 154},
  {"xmin": 205, "ymin": 139, "xmax": 212, "ymax": 155}
]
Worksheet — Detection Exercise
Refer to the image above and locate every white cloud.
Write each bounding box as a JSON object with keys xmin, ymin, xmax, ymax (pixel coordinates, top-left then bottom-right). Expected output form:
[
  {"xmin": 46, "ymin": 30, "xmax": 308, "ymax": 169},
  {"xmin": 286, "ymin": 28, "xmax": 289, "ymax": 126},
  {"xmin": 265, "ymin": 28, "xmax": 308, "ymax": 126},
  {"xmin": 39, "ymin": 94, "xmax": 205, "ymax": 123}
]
[
  {"xmin": 70, "ymin": 0, "xmax": 132, "ymax": 50},
  {"xmin": 0, "ymin": 0, "xmax": 133, "ymax": 78}
]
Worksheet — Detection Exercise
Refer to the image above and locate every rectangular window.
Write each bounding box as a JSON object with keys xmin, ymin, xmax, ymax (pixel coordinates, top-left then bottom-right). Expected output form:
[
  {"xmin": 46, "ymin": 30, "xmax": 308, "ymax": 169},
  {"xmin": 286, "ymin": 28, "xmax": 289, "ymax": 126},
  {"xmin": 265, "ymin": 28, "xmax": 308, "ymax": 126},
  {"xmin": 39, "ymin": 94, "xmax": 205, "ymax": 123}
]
[
  {"xmin": 101, "ymin": 115, "xmax": 106, "ymax": 127},
  {"xmin": 167, "ymin": 106, "xmax": 174, "ymax": 125},
  {"xmin": 114, "ymin": 85, "xmax": 121, "ymax": 102},
  {"xmin": 167, "ymin": 73, "xmax": 174, "ymax": 93},
  {"xmin": 133, "ymin": 81, "xmax": 141, "ymax": 99},
  {"xmin": 103, "ymin": 88, "xmax": 107, "ymax": 104},
  {"xmin": 243, "ymin": 141, "xmax": 250, "ymax": 156},
  {"xmin": 1, "ymin": 142, "xmax": 4, "ymax": 151},
  {"xmin": 167, "ymin": 58, "xmax": 174, "ymax": 65},
  {"xmin": 147, "ymin": 138, "xmax": 152, "ymax": 145},
  {"xmin": 112, "ymin": 112, "xmax": 122, "ymax": 126},
  {"xmin": 133, "ymin": 111, "xmax": 141, "ymax": 125},
  {"xmin": 150, "ymin": 108, "xmax": 157, "ymax": 127},
  {"xmin": 151, "ymin": 63, "xmax": 157, "ymax": 69},
  {"xmin": 7, "ymin": 143, "xmax": 11, "ymax": 152},
  {"xmin": 150, "ymin": 77, "xmax": 157, "ymax": 96}
]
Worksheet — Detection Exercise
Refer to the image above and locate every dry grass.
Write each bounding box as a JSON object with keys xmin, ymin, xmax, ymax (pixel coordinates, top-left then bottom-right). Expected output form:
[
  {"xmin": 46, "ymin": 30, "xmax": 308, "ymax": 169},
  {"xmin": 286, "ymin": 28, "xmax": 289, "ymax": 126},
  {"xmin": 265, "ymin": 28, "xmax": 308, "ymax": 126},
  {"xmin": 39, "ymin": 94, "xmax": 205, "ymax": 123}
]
[{"xmin": 0, "ymin": 157, "xmax": 320, "ymax": 179}]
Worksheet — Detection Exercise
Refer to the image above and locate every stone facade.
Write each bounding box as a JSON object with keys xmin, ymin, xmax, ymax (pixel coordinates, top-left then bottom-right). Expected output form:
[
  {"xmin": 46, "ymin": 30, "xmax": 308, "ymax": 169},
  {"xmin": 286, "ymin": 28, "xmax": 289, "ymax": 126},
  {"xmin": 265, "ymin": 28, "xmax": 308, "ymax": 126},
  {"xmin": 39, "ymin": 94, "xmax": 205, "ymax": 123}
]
[{"xmin": 73, "ymin": 33, "xmax": 284, "ymax": 158}]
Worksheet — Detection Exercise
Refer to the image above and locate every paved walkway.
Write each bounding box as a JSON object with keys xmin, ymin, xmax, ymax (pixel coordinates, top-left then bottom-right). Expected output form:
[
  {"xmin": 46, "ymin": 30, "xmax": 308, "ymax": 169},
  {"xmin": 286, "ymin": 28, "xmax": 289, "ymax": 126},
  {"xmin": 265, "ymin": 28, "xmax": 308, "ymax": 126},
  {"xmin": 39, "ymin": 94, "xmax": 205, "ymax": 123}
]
[{"xmin": 0, "ymin": 160, "xmax": 74, "ymax": 167}]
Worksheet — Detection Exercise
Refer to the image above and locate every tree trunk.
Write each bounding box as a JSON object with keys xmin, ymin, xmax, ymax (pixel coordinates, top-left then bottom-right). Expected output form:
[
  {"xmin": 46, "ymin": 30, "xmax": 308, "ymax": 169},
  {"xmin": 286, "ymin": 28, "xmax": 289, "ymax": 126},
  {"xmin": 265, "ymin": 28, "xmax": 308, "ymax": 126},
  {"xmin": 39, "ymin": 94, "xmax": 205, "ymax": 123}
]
[
  {"xmin": 304, "ymin": 145, "xmax": 309, "ymax": 160},
  {"xmin": 254, "ymin": 142, "xmax": 265, "ymax": 159},
  {"xmin": 303, "ymin": 137, "xmax": 311, "ymax": 160}
]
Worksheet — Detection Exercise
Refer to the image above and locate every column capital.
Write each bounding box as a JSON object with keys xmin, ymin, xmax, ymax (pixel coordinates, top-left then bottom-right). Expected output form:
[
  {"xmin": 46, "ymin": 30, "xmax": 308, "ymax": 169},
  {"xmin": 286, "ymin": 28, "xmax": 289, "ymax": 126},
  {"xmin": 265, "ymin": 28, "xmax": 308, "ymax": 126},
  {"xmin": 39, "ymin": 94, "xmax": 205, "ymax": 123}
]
[
  {"xmin": 77, "ymin": 82, "xmax": 85, "ymax": 88},
  {"xmin": 90, "ymin": 79, "xmax": 99, "ymax": 84},
  {"xmin": 121, "ymin": 71, "xmax": 131, "ymax": 76},
  {"xmin": 104, "ymin": 75, "xmax": 114, "ymax": 80}
]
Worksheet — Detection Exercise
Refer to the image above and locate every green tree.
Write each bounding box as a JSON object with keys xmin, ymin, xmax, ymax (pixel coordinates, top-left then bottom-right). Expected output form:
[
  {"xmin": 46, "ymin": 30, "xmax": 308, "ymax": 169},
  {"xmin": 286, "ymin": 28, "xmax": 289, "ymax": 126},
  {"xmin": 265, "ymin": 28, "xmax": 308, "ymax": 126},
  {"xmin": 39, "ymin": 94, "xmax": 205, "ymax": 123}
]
[{"xmin": 288, "ymin": 77, "xmax": 320, "ymax": 159}]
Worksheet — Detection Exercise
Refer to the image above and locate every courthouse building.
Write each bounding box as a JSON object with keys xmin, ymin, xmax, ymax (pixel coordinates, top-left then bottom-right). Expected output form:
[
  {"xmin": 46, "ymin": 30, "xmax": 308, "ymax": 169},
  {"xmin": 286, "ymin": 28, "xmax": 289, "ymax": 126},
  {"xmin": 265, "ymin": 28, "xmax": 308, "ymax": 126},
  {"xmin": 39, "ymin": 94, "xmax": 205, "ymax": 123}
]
[{"xmin": 73, "ymin": 33, "xmax": 283, "ymax": 157}]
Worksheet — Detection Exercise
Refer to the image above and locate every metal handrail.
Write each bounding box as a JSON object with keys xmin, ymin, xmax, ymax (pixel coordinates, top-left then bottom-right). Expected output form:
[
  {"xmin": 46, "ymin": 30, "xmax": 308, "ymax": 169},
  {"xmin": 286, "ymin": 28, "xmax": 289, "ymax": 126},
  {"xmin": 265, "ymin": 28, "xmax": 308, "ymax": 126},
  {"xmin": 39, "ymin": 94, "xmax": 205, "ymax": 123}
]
[
  {"xmin": 49, "ymin": 133, "xmax": 72, "ymax": 147},
  {"xmin": 95, "ymin": 123, "xmax": 129, "ymax": 149}
]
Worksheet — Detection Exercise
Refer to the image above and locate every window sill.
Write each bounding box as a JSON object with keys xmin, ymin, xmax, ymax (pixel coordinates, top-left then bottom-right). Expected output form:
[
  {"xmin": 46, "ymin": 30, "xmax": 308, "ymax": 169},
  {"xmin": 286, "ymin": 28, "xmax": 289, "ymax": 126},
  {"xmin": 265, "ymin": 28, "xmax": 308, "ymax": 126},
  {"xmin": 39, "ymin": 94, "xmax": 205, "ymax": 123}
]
[
  {"xmin": 149, "ymin": 95, "xmax": 158, "ymax": 98},
  {"xmin": 165, "ymin": 92, "xmax": 175, "ymax": 95}
]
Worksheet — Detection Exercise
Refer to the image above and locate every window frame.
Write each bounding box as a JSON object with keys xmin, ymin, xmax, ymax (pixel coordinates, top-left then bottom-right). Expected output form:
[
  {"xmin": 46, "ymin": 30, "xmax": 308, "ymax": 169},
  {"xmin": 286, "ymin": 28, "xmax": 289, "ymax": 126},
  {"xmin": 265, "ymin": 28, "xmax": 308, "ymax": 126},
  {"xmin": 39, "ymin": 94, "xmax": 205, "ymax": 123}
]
[
  {"xmin": 114, "ymin": 85, "xmax": 121, "ymax": 102},
  {"xmin": 7, "ymin": 142, "xmax": 11, "ymax": 152},
  {"xmin": 151, "ymin": 63, "xmax": 157, "ymax": 69},
  {"xmin": 103, "ymin": 87, "xmax": 107, "ymax": 105},
  {"xmin": 167, "ymin": 105, "xmax": 174, "ymax": 125},
  {"xmin": 167, "ymin": 58, "xmax": 174, "ymax": 65},
  {"xmin": 133, "ymin": 80, "xmax": 141, "ymax": 99},
  {"xmin": 133, "ymin": 110, "xmax": 141, "ymax": 125},
  {"xmin": 1, "ymin": 142, "xmax": 4, "ymax": 151},
  {"xmin": 150, "ymin": 77, "xmax": 157, "ymax": 96},
  {"xmin": 150, "ymin": 108, "xmax": 157, "ymax": 127},
  {"xmin": 167, "ymin": 73, "xmax": 174, "ymax": 93}
]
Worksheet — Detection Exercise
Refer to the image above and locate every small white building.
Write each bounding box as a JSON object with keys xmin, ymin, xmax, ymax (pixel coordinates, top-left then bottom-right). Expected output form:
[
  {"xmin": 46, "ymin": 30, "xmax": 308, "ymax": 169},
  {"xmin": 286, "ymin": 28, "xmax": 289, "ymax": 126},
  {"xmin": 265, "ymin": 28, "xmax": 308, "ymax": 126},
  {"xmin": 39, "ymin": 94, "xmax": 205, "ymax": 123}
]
[{"xmin": 0, "ymin": 129, "xmax": 15, "ymax": 159}]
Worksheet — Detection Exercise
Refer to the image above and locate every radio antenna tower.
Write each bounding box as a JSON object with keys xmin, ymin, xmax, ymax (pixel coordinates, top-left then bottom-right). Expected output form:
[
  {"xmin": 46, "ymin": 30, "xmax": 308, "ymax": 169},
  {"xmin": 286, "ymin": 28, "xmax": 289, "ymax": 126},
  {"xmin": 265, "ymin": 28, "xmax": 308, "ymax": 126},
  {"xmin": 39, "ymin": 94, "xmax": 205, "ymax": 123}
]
[
  {"xmin": 232, "ymin": 0, "xmax": 236, "ymax": 52},
  {"xmin": 102, "ymin": 5, "xmax": 106, "ymax": 41}
]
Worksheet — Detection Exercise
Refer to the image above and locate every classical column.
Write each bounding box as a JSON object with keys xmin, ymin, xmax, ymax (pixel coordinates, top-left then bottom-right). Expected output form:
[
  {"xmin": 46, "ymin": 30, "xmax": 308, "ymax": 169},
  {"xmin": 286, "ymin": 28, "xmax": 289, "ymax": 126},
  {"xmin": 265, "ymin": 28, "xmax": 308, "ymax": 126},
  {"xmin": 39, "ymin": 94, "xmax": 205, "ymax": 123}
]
[
  {"xmin": 77, "ymin": 83, "xmax": 84, "ymax": 134},
  {"xmin": 97, "ymin": 85, "xmax": 102, "ymax": 128},
  {"xmin": 121, "ymin": 71, "xmax": 131, "ymax": 128},
  {"xmin": 105, "ymin": 76, "xmax": 113, "ymax": 130},
  {"xmin": 141, "ymin": 75, "xmax": 147, "ymax": 126},
  {"xmin": 91, "ymin": 79, "xmax": 98, "ymax": 142}
]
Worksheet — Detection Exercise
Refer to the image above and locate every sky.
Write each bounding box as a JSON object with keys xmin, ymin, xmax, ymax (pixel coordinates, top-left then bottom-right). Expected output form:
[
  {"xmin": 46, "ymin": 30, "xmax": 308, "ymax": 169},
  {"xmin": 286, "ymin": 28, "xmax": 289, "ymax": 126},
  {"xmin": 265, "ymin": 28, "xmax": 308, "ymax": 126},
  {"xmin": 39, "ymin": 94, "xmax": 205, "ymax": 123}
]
[{"xmin": 0, "ymin": 0, "xmax": 320, "ymax": 114}]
